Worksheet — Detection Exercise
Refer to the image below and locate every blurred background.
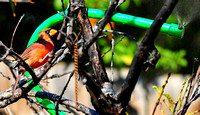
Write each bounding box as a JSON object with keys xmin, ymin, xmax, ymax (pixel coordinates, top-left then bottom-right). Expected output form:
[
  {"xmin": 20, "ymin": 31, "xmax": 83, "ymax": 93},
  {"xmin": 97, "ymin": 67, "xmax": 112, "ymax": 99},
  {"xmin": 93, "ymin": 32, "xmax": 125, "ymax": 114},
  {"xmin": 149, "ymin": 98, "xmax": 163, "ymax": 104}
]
[{"xmin": 0, "ymin": 0, "xmax": 200, "ymax": 115}]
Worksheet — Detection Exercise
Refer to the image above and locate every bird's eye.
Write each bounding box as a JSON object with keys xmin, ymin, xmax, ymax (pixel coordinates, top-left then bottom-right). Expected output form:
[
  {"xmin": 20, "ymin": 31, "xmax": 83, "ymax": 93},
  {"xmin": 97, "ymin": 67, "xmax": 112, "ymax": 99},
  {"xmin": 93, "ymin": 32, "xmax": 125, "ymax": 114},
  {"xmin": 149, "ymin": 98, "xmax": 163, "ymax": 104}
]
[{"xmin": 45, "ymin": 30, "xmax": 50, "ymax": 34}]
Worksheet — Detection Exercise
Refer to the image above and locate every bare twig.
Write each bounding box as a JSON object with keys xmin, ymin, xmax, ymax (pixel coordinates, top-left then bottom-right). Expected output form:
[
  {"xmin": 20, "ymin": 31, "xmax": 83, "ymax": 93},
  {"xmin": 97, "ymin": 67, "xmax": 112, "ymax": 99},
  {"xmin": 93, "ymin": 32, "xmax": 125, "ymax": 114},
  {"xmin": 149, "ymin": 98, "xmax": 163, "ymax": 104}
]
[
  {"xmin": 178, "ymin": 79, "xmax": 190, "ymax": 111},
  {"xmin": 187, "ymin": 109, "xmax": 200, "ymax": 115},
  {"xmin": 43, "ymin": 71, "xmax": 73, "ymax": 80},
  {"xmin": 57, "ymin": 11, "xmax": 70, "ymax": 20},
  {"xmin": 101, "ymin": 30, "xmax": 135, "ymax": 57},
  {"xmin": 0, "ymin": 72, "xmax": 10, "ymax": 80},
  {"xmin": 185, "ymin": 59, "xmax": 198, "ymax": 103},
  {"xmin": 152, "ymin": 73, "xmax": 171, "ymax": 115},
  {"xmin": 188, "ymin": 66, "xmax": 200, "ymax": 99},
  {"xmin": 10, "ymin": 14, "xmax": 25, "ymax": 49},
  {"xmin": 101, "ymin": 35, "xmax": 125, "ymax": 57},
  {"xmin": 38, "ymin": 83, "xmax": 49, "ymax": 93},
  {"xmin": 163, "ymin": 99, "xmax": 173, "ymax": 112},
  {"xmin": 110, "ymin": 22, "xmax": 115, "ymax": 83},
  {"xmin": 173, "ymin": 79, "xmax": 187, "ymax": 113},
  {"xmin": 103, "ymin": 30, "xmax": 135, "ymax": 39},
  {"xmin": 28, "ymin": 91, "xmax": 97, "ymax": 115},
  {"xmin": 26, "ymin": 96, "xmax": 71, "ymax": 113},
  {"xmin": 61, "ymin": 0, "xmax": 65, "ymax": 15},
  {"xmin": 55, "ymin": 71, "xmax": 74, "ymax": 115},
  {"xmin": 84, "ymin": 0, "xmax": 119, "ymax": 50}
]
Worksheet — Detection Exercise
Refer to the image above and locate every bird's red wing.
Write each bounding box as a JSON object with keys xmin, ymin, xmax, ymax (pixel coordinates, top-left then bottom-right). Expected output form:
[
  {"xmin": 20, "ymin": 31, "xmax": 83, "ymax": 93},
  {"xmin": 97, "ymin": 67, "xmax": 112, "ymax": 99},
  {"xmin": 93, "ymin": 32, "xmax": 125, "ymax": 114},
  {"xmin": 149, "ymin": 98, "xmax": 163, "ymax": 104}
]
[
  {"xmin": 20, "ymin": 42, "xmax": 50, "ymax": 69},
  {"xmin": 21, "ymin": 43, "xmax": 45, "ymax": 61}
]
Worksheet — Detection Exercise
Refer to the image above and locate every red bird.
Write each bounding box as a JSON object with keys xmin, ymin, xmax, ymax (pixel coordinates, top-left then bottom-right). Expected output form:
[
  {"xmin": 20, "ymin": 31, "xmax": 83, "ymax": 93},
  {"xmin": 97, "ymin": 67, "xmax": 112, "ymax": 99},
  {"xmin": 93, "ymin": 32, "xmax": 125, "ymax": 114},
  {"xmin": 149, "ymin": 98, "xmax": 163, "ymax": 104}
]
[{"xmin": 13, "ymin": 28, "xmax": 58, "ymax": 95}]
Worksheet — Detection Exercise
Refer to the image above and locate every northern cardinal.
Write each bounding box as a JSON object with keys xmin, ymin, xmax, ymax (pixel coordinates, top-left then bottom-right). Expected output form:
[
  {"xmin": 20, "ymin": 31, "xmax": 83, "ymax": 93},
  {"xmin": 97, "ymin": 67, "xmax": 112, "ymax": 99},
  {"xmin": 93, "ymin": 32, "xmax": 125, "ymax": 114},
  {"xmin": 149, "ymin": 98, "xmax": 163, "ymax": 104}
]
[{"xmin": 13, "ymin": 28, "xmax": 58, "ymax": 95}]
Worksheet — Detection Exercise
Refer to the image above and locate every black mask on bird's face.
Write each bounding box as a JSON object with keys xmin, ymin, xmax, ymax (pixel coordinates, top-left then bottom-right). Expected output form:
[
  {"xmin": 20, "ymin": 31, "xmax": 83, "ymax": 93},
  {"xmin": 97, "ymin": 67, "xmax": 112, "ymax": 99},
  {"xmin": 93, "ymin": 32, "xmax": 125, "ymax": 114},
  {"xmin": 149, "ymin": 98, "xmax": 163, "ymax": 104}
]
[
  {"xmin": 46, "ymin": 29, "xmax": 65, "ymax": 50},
  {"xmin": 44, "ymin": 29, "xmax": 58, "ymax": 40}
]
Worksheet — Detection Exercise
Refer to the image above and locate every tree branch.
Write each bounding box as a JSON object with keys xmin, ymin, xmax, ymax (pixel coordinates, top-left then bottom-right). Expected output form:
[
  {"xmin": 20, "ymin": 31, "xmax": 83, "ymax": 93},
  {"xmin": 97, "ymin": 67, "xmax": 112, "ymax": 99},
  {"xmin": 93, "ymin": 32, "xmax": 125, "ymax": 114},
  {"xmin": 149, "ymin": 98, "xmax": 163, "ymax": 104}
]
[
  {"xmin": 28, "ymin": 91, "xmax": 98, "ymax": 115},
  {"xmin": 77, "ymin": 7, "xmax": 109, "ymax": 84},
  {"xmin": 84, "ymin": 0, "xmax": 119, "ymax": 50},
  {"xmin": 118, "ymin": 0, "xmax": 179, "ymax": 110}
]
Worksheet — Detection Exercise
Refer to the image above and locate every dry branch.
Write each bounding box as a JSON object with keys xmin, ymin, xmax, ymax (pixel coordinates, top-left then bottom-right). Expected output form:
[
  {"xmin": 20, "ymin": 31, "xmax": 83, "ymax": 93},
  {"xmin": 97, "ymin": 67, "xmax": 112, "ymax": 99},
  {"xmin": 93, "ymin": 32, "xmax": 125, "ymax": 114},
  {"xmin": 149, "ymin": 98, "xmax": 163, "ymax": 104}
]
[
  {"xmin": 28, "ymin": 91, "xmax": 97, "ymax": 115},
  {"xmin": 119, "ymin": 0, "xmax": 179, "ymax": 111}
]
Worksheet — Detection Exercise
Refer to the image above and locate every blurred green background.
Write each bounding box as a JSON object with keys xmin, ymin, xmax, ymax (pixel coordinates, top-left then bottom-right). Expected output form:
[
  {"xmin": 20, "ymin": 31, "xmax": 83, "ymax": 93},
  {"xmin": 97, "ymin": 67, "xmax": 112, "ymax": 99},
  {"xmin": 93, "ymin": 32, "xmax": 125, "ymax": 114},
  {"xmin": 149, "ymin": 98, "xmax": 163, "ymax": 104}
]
[{"xmin": 0, "ymin": 0, "xmax": 200, "ymax": 79}]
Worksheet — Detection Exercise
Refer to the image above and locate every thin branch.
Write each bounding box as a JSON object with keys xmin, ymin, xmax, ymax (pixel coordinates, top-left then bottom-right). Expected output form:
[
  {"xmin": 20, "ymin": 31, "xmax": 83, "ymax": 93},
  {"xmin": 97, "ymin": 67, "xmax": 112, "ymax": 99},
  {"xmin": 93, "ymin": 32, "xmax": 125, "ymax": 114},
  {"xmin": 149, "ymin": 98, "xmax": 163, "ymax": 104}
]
[
  {"xmin": 61, "ymin": 0, "xmax": 66, "ymax": 15},
  {"xmin": 101, "ymin": 35, "xmax": 125, "ymax": 57},
  {"xmin": 173, "ymin": 79, "xmax": 187, "ymax": 113},
  {"xmin": 38, "ymin": 83, "xmax": 50, "ymax": 93},
  {"xmin": 103, "ymin": 30, "xmax": 135, "ymax": 39},
  {"xmin": 26, "ymin": 97, "xmax": 71, "ymax": 113},
  {"xmin": 28, "ymin": 91, "xmax": 97, "ymax": 115},
  {"xmin": 55, "ymin": 71, "xmax": 74, "ymax": 115},
  {"xmin": 0, "ymin": 72, "xmax": 10, "ymax": 80},
  {"xmin": 42, "ymin": 71, "xmax": 73, "ymax": 80},
  {"xmin": 84, "ymin": 0, "xmax": 119, "ymax": 50},
  {"xmin": 178, "ymin": 79, "xmax": 190, "ymax": 111},
  {"xmin": 177, "ymin": 60, "xmax": 200, "ymax": 115},
  {"xmin": 110, "ymin": 22, "xmax": 114, "ymax": 83},
  {"xmin": 188, "ymin": 66, "xmax": 200, "ymax": 99},
  {"xmin": 163, "ymin": 99, "xmax": 173, "ymax": 112},
  {"xmin": 10, "ymin": 14, "xmax": 25, "ymax": 49},
  {"xmin": 152, "ymin": 73, "xmax": 171, "ymax": 115},
  {"xmin": 57, "ymin": 11, "xmax": 70, "ymax": 20},
  {"xmin": 101, "ymin": 30, "xmax": 135, "ymax": 57}
]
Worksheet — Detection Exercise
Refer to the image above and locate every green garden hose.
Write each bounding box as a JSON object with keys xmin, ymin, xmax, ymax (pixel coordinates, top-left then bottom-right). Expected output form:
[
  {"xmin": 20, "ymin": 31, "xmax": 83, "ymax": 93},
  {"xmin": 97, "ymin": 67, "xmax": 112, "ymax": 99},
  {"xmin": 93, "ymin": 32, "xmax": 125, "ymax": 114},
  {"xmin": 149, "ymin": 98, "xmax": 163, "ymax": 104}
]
[{"xmin": 28, "ymin": 8, "xmax": 184, "ymax": 46}]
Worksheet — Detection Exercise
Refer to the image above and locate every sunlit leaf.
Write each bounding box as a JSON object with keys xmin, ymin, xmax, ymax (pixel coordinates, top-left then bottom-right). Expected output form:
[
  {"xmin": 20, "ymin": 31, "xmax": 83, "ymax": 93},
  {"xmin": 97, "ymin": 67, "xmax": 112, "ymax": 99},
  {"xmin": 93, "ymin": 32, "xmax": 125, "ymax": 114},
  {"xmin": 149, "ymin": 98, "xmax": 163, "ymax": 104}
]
[
  {"xmin": 163, "ymin": 94, "xmax": 175, "ymax": 106},
  {"xmin": 152, "ymin": 85, "xmax": 160, "ymax": 93}
]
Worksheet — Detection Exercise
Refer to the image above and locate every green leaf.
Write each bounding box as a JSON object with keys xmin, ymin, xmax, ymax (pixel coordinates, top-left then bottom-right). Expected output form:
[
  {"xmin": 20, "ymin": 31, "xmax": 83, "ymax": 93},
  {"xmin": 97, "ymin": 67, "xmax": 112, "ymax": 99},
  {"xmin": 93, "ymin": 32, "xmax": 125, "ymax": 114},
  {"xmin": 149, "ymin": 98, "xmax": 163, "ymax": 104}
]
[
  {"xmin": 156, "ymin": 46, "xmax": 188, "ymax": 71},
  {"xmin": 152, "ymin": 85, "xmax": 160, "ymax": 93},
  {"xmin": 163, "ymin": 94, "xmax": 175, "ymax": 106}
]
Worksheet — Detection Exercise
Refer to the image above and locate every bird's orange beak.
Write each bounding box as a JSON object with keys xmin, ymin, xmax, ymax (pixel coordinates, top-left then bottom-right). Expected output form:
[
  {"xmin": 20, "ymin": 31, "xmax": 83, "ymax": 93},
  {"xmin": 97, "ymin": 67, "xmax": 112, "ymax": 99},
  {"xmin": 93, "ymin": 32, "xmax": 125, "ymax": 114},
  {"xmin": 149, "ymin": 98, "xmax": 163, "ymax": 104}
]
[{"xmin": 49, "ymin": 29, "xmax": 58, "ymax": 36}]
